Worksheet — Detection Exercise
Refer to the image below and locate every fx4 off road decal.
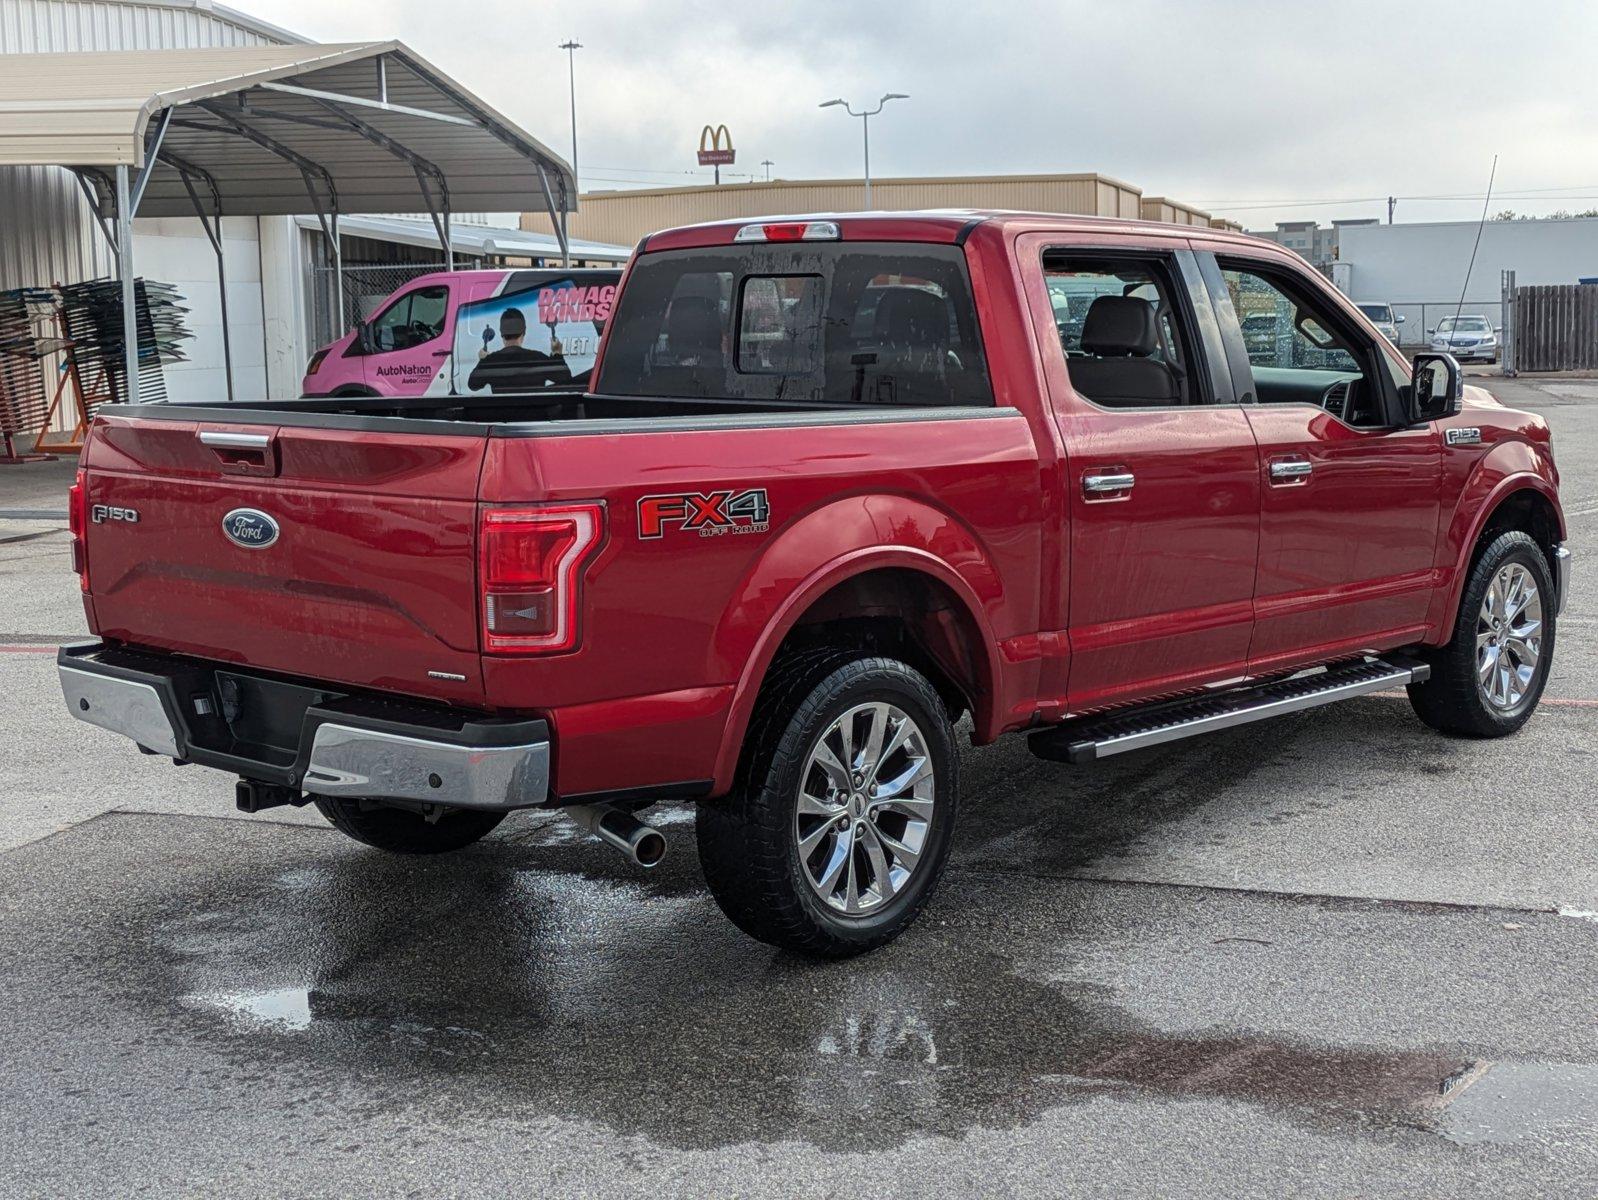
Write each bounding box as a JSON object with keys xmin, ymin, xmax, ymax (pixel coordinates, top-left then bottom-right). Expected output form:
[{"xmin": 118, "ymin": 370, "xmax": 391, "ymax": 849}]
[{"xmin": 639, "ymin": 489, "xmax": 771, "ymax": 539}]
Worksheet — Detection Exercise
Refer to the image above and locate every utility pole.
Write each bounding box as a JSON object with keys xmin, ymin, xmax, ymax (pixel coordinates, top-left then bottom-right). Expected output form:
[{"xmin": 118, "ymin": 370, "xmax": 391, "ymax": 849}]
[
  {"xmin": 761, "ymin": 158, "xmax": 774, "ymax": 181},
  {"xmin": 1387, "ymin": 195, "xmax": 1396, "ymax": 224},
  {"xmin": 819, "ymin": 93, "xmax": 908, "ymax": 209},
  {"xmin": 559, "ymin": 39, "xmax": 582, "ymax": 194}
]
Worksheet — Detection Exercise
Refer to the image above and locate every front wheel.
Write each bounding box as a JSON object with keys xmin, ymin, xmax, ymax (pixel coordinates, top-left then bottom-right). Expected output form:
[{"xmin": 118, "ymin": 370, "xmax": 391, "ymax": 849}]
[
  {"xmin": 696, "ymin": 653, "xmax": 959, "ymax": 958},
  {"xmin": 1408, "ymin": 530, "xmax": 1555, "ymax": 737}
]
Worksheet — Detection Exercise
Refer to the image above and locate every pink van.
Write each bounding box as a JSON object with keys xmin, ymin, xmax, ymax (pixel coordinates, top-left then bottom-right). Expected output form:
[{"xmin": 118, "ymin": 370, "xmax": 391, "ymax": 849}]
[{"xmin": 301, "ymin": 267, "xmax": 621, "ymax": 399}]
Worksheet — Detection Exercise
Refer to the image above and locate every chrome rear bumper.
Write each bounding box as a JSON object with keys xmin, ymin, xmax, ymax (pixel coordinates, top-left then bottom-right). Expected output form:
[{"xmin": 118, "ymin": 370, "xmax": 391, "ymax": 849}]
[{"xmin": 58, "ymin": 642, "xmax": 549, "ymax": 812}]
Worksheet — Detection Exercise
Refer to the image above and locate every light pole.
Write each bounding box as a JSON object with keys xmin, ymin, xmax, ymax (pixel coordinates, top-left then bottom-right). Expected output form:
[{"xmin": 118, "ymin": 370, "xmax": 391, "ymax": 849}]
[
  {"xmin": 559, "ymin": 39, "xmax": 582, "ymax": 193},
  {"xmin": 819, "ymin": 93, "xmax": 907, "ymax": 209},
  {"xmin": 761, "ymin": 158, "xmax": 774, "ymax": 181}
]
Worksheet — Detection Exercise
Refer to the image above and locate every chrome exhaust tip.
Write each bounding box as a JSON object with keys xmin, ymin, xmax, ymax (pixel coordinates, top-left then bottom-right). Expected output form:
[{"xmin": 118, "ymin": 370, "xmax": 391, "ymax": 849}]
[{"xmin": 564, "ymin": 803, "xmax": 667, "ymax": 868}]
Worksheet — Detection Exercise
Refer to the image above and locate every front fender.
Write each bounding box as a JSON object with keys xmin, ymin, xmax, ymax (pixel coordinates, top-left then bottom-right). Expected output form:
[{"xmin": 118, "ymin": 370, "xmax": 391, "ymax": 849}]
[
  {"xmin": 708, "ymin": 494, "xmax": 1017, "ymax": 794},
  {"xmin": 1431, "ymin": 441, "xmax": 1565, "ymax": 640}
]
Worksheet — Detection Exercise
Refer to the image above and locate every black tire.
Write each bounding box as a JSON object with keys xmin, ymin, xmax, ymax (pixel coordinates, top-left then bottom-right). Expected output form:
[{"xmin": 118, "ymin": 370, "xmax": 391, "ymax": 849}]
[
  {"xmin": 1408, "ymin": 530, "xmax": 1556, "ymax": 737},
  {"xmin": 696, "ymin": 652, "xmax": 959, "ymax": 958},
  {"xmin": 312, "ymin": 795, "xmax": 506, "ymax": 854}
]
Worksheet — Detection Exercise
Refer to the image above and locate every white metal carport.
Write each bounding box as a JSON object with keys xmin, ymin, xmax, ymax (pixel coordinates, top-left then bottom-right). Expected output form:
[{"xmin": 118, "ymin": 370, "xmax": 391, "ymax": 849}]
[
  {"xmin": 0, "ymin": 41, "xmax": 577, "ymax": 401},
  {"xmin": 295, "ymin": 215, "xmax": 632, "ymax": 264}
]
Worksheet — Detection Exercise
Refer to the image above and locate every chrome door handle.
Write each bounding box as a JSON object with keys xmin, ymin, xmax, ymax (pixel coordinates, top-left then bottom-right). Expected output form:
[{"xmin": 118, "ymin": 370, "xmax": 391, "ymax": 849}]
[
  {"xmin": 1269, "ymin": 460, "xmax": 1313, "ymax": 482},
  {"xmin": 1083, "ymin": 472, "xmax": 1136, "ymax": 495}
]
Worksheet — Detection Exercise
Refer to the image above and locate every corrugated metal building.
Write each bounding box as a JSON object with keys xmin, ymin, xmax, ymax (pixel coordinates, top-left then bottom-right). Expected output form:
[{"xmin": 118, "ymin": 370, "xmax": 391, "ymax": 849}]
[
  {"xmin": 521, "ymin": 173, "xmax": 1150, "ymax": 246},
  {"xmin": 1139, "ymin": 196, "xmax": 1212, "ymax": 227},
  {"xmin": 0, "ymin": 0, "xmax": 296, "ymax": 297}
]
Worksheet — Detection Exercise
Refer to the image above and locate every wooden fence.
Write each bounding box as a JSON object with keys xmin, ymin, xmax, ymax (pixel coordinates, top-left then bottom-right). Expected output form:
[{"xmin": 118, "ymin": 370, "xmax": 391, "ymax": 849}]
[{"xmin": 1514, "ymin": 284, "xmax": 1598, "ymax": 372}]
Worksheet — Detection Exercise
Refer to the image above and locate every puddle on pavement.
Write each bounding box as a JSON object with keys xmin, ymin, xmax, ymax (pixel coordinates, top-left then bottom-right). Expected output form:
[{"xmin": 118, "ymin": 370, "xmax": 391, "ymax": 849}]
[
  {"xmin": 113, "ymin": 838, "xmax": 1598, "ymax": 1153},
  {"xmin": 188, "ymin": 986, "xmax": 313, "ymax": 1031},
  {"xmin": 1438, "ymin": 1060, "xmax": 1598, "ymax": 1146}
]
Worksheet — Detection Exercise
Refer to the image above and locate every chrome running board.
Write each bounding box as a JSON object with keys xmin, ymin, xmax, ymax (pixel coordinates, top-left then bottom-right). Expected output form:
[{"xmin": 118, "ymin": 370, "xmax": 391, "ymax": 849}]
[{"xmin": 1029, "ymin": 657, "xmax": 1430, "ymax": 765}]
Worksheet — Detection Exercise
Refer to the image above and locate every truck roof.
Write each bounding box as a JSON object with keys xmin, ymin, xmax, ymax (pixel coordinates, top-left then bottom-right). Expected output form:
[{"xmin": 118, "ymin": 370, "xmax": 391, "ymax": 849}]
[{"xmin": 640, "ymin": 210, "xmax": 1266, "ymax": 253}]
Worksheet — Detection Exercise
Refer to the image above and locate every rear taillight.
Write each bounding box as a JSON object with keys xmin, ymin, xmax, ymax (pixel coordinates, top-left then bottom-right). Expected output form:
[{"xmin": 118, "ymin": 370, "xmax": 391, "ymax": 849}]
[
  {"xmin": 479, "ymin": 503, "xmax": 604, "ymax": 654},
  {"xmin": 304, "ymin": 348, "xmax": 329, "ymax": 377},
  {"xmin": 68, "ymin": 469, "xmax": 88, "ymax": 592}
]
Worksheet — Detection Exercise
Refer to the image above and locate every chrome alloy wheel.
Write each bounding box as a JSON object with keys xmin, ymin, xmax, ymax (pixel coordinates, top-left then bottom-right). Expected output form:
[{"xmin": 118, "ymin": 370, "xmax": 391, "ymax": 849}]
[
  {"xmin": 793, "ymin": 702, "xmax": 935, "ymax": 917},
  {"xmin": 1477, "ymin": 561, "xmax": 1544, "ymax": 711}
]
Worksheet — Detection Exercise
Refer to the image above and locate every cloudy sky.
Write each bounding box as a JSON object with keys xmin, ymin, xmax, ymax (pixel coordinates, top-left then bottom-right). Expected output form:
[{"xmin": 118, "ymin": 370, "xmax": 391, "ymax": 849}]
[{"xmin": 253, "ymin": 0, "xmax": 1598, "ymax": 228}]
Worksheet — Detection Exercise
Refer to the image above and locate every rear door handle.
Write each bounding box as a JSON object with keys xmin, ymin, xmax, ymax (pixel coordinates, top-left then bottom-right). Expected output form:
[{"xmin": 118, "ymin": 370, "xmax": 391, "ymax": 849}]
[
  {"xmin": 1269, "ymin": 458, "xmax": 1313, "ymax": 484},
  {"xmin": 1082, "ymin": 471, "xmax": 1135, "ymax": 497}
]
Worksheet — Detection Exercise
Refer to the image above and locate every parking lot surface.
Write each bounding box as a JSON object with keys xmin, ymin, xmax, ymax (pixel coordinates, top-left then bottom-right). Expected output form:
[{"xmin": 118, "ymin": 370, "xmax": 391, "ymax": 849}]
[{"xmin": 2, "ymin": 375, "xmax": 1595, "ymax": 1197}]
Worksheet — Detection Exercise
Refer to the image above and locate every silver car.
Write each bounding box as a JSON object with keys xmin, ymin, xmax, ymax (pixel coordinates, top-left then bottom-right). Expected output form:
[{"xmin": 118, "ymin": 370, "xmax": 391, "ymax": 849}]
[
  {"xmin": 1357, "ymin": 301, "xmax": 1405, "ymax": 345},
  {"xmin": 1429, "ymin": 314, "xmax": 1499, "ymax": 363}
]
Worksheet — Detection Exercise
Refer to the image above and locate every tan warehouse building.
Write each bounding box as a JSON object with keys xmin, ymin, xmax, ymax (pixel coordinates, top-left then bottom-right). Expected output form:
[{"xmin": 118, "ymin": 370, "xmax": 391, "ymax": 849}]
[{"xmin": 523, "ymin": 172, "xmax": 1243, "ymax": 246}]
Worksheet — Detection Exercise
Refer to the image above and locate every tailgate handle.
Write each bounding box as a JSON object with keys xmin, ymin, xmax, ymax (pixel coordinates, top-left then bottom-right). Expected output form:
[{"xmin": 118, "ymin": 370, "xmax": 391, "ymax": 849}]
[{"xmin": 199, "ymin": 430, "xmax": 278, "ymax": 476}]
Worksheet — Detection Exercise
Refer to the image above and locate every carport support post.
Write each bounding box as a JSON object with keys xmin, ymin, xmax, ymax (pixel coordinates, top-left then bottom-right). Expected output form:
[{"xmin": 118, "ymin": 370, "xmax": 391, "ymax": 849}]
[
  {"xmin": 536, "ymin": 165, "xmax": 570, "ymax": 268},
  {"xmin": 175, "ymin": 163, "xmax": 234, "ymax": 402},
  {"xmin": 115, "ymin": 164, "xmax": 140, "ymax": 405}
]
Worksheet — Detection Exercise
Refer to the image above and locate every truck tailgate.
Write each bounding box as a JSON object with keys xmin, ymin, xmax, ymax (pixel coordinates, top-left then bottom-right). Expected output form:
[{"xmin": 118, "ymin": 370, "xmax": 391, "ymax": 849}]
[{"xmin": 81, "ymin": 414, "xmax": 488, "ymax": 705}]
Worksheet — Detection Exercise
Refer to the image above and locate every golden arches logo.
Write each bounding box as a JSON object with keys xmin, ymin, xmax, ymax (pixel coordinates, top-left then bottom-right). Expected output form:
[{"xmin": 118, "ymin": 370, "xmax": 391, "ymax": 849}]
[{"xmin": 697, "ymin": 124, "xmax": 735, "ymax": 165}]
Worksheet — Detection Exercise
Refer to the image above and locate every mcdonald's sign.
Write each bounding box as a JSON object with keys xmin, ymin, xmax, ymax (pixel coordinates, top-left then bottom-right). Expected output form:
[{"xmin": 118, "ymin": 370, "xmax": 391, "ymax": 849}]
[{"xmin": 697, "ymin": 124, "xmax": 736, "ymax": 166}]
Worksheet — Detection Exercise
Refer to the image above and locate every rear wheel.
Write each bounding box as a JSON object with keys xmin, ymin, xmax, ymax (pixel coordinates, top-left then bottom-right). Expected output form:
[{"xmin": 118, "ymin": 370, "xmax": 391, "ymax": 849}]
[
  {"xmin": 313, "ymin": 795, "xmax": 505, "ymax": 854},
  {"xmin": 1408, "ymin": 531, "xmax": 1555, "ymax": 737},
  {"xmin": 696, "ymin": 652, "xmax": 958, "ymax": 958}
]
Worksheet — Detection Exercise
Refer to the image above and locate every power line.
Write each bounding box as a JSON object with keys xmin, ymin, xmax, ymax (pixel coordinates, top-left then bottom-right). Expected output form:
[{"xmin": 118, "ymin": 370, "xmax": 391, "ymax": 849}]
[{"xmin": 1202, "ymin": 184, "xmax": 1598, "ymax": 214}]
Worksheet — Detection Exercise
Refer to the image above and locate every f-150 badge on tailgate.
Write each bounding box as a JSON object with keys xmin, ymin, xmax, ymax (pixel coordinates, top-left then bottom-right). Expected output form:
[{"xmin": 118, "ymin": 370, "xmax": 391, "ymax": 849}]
[
  {"xmin": 221, "ymin": 508, "xmax": 280, "ymax": 549},
  {"xmin": 638, "ymin": 489, "xmax": 770, "ymax": 539}
]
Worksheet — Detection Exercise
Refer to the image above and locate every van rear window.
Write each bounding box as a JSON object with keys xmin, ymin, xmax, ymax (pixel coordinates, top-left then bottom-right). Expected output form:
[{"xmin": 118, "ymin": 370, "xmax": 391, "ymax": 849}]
[{"xmin": 597, "ymin": 243, "xmax": 993, "ymax": 407}]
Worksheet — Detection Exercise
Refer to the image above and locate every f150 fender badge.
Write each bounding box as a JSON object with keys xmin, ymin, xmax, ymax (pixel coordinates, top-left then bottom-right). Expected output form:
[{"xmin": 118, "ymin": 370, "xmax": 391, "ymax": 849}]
[
  {"xmin": 221, "ymin": 508, "xmax": 280, "ymax": 549},
  {"xmin": 1445, "ymin": 427, "xmax": 1483, "ymax": 447},
  {"xmin": 638, "ymin": 489, "xmax": 771, "ymax": 539}
]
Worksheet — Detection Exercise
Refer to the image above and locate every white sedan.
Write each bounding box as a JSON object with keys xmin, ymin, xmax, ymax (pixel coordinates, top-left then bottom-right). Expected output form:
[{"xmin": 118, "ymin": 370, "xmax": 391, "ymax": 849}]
[{"xmin": 1429, "ymin": 314, "xmax": 1499, "ymax": 363}]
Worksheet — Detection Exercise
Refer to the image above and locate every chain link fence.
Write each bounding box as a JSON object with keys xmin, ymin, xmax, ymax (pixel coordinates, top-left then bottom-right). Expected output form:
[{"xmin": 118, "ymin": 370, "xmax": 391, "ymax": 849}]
[
  {"xmin": 307, "ymin": 262, "xmax": 453, "ymax": 351},
  {"xmin": 1388, "ymin": 300, "xmax": 1504, "ymax": 349}
]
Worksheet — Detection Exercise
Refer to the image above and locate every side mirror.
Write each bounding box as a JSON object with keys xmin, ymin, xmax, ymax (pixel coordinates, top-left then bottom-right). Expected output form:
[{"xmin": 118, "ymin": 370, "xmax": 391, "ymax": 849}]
[
  {"xmin": 1396, "ymin": 314, "xmax": 1406, "ymax": 324},
  {"xmin": 1426, "ymin": 327, "xmax": 1436, "ymax": 336},
  {"xmin": 1407, "ymin": 353, "xmax": 1463, "ymax": 423}
]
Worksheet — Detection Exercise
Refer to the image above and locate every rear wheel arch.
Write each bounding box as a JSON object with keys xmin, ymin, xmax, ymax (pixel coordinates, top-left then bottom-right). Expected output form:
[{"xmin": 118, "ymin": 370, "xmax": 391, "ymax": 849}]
[{"xmin": 710, "ymin": 554, "xmax": 1002, "ymax": 795}]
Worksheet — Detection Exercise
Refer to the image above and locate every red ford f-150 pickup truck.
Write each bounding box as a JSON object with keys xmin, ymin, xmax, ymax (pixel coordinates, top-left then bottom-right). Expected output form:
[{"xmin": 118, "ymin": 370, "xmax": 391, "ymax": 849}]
[{"xmin": 60, "ymin": 211, "xmax": 1570, "ymax": 956}]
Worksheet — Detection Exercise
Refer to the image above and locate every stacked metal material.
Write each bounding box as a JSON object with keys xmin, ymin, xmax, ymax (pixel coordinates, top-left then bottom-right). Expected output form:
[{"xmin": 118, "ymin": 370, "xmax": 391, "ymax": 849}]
[
  {"xmin": 0, "ymin": 287, "xmax": 56, "ymax": 451},
  {"xmin": 56, "ymin": 279, "xmax": 193, "ymax": 407}
]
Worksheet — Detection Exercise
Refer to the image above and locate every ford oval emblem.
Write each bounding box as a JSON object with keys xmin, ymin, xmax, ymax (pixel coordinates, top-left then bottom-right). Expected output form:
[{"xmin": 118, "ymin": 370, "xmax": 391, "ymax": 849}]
[{"xmin": 221, "ymin": 507, "xmax": 280, "ymax": 549}]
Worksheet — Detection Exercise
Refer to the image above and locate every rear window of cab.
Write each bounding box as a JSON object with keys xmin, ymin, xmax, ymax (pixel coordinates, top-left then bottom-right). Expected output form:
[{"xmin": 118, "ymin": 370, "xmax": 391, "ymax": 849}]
[{"xmin": 596, "ymin": 242, "xmax": 993, "ymax": 408}]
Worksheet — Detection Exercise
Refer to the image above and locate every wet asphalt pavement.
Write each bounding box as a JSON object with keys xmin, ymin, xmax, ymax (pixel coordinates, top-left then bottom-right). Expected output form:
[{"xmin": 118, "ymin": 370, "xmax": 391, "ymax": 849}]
[{"xmin": 2, "ymin": 375, "xmax": 1596, "ymax": 1196}]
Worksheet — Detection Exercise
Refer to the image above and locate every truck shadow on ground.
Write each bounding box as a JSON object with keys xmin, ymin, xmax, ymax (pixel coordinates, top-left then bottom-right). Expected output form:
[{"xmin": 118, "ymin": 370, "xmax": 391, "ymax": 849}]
[{"xmin": 83, "ymin": 699, "xmax": 1550, "ymax": 1152}]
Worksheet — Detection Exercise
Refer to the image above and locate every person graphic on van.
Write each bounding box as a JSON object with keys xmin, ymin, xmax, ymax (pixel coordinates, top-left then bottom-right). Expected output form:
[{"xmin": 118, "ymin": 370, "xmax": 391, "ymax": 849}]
[{"xmin": 468, "ymin": 307, "xmax": 574, "ymax": 393}]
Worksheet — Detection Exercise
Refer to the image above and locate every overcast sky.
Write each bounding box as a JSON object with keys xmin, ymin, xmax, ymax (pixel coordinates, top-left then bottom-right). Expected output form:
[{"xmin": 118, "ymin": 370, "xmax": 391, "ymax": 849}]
[{"xmin": 254, "ymin": 0, "xmax": 1598, "ymax": 228}]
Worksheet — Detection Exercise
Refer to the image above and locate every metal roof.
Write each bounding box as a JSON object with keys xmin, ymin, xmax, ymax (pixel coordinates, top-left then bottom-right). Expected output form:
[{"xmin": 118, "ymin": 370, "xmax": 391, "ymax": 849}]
[
  {"xmin": 296, "ymin": 215, "xmax": 631, "ymax": 263},
  {"xmin": 0, "ymin": 41, "xmax": 576, "ymax": 216}
]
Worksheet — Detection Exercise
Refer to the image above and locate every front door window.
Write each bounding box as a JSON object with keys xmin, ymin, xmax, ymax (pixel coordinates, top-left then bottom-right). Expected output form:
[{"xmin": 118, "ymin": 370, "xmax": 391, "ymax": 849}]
[{"xmin": 367, "ymin": 285, "xmax": 449, "ymax": 353}]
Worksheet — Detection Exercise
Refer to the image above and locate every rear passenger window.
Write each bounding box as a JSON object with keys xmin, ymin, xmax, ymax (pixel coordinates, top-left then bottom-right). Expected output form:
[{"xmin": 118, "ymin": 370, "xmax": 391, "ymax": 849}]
[
  {"xmin": 599, "ymin": 243, "xmax": 993, "ymax": 408},
  {"xmin": 1044, "ymin": 255, "xmax": 1202, "ymax": 408}
]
